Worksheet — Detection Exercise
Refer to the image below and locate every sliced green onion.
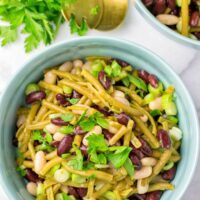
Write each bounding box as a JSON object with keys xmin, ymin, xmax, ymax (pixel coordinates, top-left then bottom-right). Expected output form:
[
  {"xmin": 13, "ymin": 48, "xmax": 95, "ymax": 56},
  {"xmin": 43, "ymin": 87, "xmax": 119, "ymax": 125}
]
[
  {"xmin": 148, "ymin": 81, "xmax": 164, "ymax": 96},
  {"xmin": 63, "ymin": 86, "xmax": 73, "ymax": 94},
  {"xmin": 104, "ymin": 65, "xmax": 112, "ymax": 76},
  {"xmin": 167, "ymin": 116, "xmax": 179, "ymax": 124},
  {"xmin": 71, "ymin": 174, "xmax": 86, "ymax": 184},
  {"xmin": 165, "ymin": 102, "xmax": 177, "ymax": 115},
  {"xmin": 103, "ymin": 191, "xmax": 117, "ymax": 200},
  {"xmin": 37, "ymin": 183, "xmax": 45, "ymax": 195},
  {"xmin": 163, "ymin": 161, "xmax": 174, "ymax": 171},
  {"xmin": 25, "ymin": 83, "xmax": 39, "ymax": 95},
  {"xmin": 54, "ymin": 168, "xmax": 70, "ymax": 183},
  {"xmin": 91, "ymin": 61, "xmax": 103, "ymax": 77},
  {"xmin": 46, "ymin": 164, "xmax": 60, "ymax": 177},
  {"xmin": 143, "ymin": 93, "xmax": 155, "ymax": 105},
  {"xmin": 111, "ymin": 60, "xmax": 121, "ymax": 77}
]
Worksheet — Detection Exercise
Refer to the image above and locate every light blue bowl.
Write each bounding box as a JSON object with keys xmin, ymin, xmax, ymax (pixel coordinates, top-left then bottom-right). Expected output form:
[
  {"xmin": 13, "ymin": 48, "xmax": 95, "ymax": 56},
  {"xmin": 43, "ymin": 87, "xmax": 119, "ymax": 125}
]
[
  {"xmin": 136, "ymin": 0, "xmax": 200, "ymax": 49},
  {"xmin": 0, "ymin": 37, "xmax": 199, "ymax": 200}
]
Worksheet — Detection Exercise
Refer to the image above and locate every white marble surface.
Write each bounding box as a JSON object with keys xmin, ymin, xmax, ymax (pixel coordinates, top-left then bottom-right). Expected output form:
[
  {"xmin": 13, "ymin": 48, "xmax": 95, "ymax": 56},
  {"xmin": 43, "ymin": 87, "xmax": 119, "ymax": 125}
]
[{"xmin": 0, "ymin": 4, "xmax": 200, "ymax": 200}]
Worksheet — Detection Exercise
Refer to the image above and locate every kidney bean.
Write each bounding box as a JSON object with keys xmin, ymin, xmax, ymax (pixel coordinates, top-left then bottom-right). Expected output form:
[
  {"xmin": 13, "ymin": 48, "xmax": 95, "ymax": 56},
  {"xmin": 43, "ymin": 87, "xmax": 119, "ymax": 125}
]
[
  {"xmin": 72, "ymin": 90, "xmax": 82, "ymax": 98},
  {"xmin": 146, "ymin": 191, "xmax": 162, "ymax": 200},
  {"xmin": 138, "ymin": 137, "xmax": 153, "ymax": 156},
  {"xmin": 157, "ymin": 129, "xmax": 171, "ymax": 149},
  {"xmin": 51, "ymin": 118, "xmax": 69, "ymax": 126},
  {"xmin": 194, "ymin": 32, "xmax": 200, "ymax": 39},
  {"xmin": 26, "ymin": 91, "xmax": 46, "ymax": 104},
  {"xmin": 74, "ymin": 125, "xmax": 86, "ymax": 135},
  {"xmin": 148, "ymin": 74, "xmax": 158, "ymax": 88},
  {"xmin": 56, "ymin": 94, "xmax": 71, "ymax": 107},
  {"xmin": 190, "ymin": 11, "xmax": 200, "ymax": 27},
  {"xmin": 98, "ymin": 71, "xmax": 111, "ymax": 89},
  {"xmin": 130, "ymin": 153, "xmax": 142, "ymax": 170},
  {"xmin": 68, "ymin": 187, "xmax": 80, "ymax": 198},
  {"xmin": 80, "ymin": 144, "xmax": 88, "ymax": 157},
  {"xmin": 142, "ymin": 0, "xmax": 154, "ymax": 7},
  {"xmin": 153, "ymin": 0, "xmax": 166, "ymax": 15},
  {"xmin": 167, "ymin": 0, "xmax": 176, "ymax": 10},
  {"xmin": 102, "ymin": 129, "xmax": 113, "ymax": 140},
  {"xmin": 57, "ymin": 135, "xmax": 74, "ymax": 156},
  {"xmin": 77, "ymin": 188, "xmax": 87, "ymax": 198},
  {"xmin": 51, "ymin": 140, "xmax": 60, "ymax": 148},
  {"xmin": 138, "ymin": 70, "xmax": 150, "ymax": 83},
  {"xmin": 116, "ymin": 112, "xmax": 130, "ymax": 126},
  {"xmin": 131, "ymin": 145, "xmax": 144, "ymax": 159},
  {"xmin": 25, "ymin": 169, "xmax": 42, "ymax": 183},
  {"xmin": 129, "ymin": 194, "xmax": 146, "ymax": 200},
  {"xmin": 33, "ymin": 140, "xmax": 40, "ymax": 146},
  {"xmin": 107, "ymin": 58, "xmax": 129, "ymax": 67},
  {"xmin": 12, "ymin": 137, "xmax": 18, "ymax": 147},
  {"xmin": 93, "ymin": 105, "xmax": 111, "ymax": 117},
  {"xmin": 162, "ymin": 166, "xmax": 176, "ymax": 180}
]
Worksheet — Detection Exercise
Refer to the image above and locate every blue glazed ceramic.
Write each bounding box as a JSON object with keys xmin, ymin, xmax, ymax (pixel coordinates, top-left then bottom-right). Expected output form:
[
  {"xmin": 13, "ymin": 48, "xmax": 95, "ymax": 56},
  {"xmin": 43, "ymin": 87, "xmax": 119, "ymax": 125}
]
[
  {"xmin": 136, "ymin": 0, "xmax": 200, "ymax": 49},
  {"xmin": 0, "ymin": 37, "xmax": 199, "ymax": 200}
]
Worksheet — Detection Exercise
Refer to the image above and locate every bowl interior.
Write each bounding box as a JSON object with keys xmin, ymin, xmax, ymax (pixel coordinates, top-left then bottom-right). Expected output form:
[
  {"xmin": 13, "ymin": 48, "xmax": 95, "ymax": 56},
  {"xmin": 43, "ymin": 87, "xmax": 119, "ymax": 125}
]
[
  {"xmin": 0, "ymin": 37, "xmax": 199, "ymax": 200},
  {"xmin": 136, "ymin": 0, "xmax": 200, "ymax": 49}
]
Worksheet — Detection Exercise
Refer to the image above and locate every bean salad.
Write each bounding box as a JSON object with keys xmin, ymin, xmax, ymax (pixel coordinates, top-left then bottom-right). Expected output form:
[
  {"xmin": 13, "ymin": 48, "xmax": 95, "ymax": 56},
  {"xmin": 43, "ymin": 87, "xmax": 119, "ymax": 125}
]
[{"xmin": 14, "ymin": 57, "xmax": 182, "ymax": 200}]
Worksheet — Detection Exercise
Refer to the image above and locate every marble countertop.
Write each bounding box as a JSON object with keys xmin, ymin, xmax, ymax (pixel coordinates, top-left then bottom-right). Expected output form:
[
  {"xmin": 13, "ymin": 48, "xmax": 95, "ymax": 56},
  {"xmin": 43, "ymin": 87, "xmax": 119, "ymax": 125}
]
[{"xmin": 0, "ymin": 5, "xmax": 200, "ymax": 200}]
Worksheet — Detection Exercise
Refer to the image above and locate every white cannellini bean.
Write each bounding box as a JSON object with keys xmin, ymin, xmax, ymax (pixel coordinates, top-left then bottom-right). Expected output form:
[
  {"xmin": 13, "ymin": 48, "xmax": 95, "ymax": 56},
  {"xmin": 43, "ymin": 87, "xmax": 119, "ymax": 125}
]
[
  {"xmin": 156, "ymin": 14, "xmax": 179, "ymax": 25},
  {"xmin": 73, "ymin": 59, "xmax": 83, "ymax": 68},
  {"xmin": 82, "ymin": 125, "xmax": 102, "ymax": 146},
  {"xmin": 108, "ymin": 126, "xmax": 118, "ymax": 134},
  {"xmin": 71, "ymin": 68, "xmax": 77, "ymax": 75},
  {"xmin": 34, "ymin": 151, "xmax": 46, "ymax": 174},
  {"xmin": 45, "ymin": 123, "xmax": 59, "ymax": 134},
  {"xmin": 169, "ymin": 127, "xmax": 183, "ymax": 141},
  {"xmin": 53, "ymin": 132, "xmax": 65, "ymax": 141},
  {"xmin": 134, "ymin": 166, "xmax": 152, "ymax": 179},
  {"xmin": 149, "ymin": 97, "xmax": 162, "ymax": 110},
  {"xmin": 83, "ymin": 61, "xmax": 92, "ymax": 71},
  {"xmin": 140, "ymin": 115, "xmax": 148, "ymax": 122},
  {"xmin": 137, "ymin": 179, "xmax": 149, "ymax": 194},
  {"xmin": 115, "ymin": 96, "xmax": 130, "ymax": 106},
  {"xmin": 60, "ymin": 185, "xmax": 69, "ymax": 193},
  {"xmin": 54, "ymin": 168, "xmax": 70, "ymax": 183},
  {"xmin": 17, "ymin": 114, "xmax": 26, "ymax": 127},
  {"xmin": 44, "ymin": 71, "xmax": 57, "ymax": 84},
  {"xmin": 59, "ymin": 61, "xmax": 73, "ymax": 72},
  {"xmin": 26, "ymin": 182, "xmax": 37, "ymax": 196},
  {"xmin": 112, "ymin": 90, "xmax": 125, "ymax": 98},
  {"xmin": 141, "ymin": 157, "xmax": 157, "ymax": 166}
]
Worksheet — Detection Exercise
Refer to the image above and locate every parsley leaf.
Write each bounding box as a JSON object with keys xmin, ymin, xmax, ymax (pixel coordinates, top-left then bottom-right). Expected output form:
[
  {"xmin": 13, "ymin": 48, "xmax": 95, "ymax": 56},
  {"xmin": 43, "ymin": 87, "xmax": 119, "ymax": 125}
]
[
  {"xmin": 0, "ymin": 0, "xmax": 64, "ymax": 52},
  {"xmin": 62, "ymin": 192, "xmax": 73, "ymax": 200},
  {"xmin": 90, "ymin": 5, "xmax": 100, "ymax": 16},
  {"xmin": 87, "ymin": 134, "xmax": 108, "ymax": 152},
  {"xmin": 107, "ymin": 146, "xmax": 132, "ymax": 169},
  {"xmin": 68, "ymin": 146, "xmax": 83, "ymax": 170},
  {"xmin": 16, "ymin": 166, "xmax": 26, "ymax": 177},
  {"xmin": 59, "ymin": 125, "xmax": 74, "ymax": 134},
  {"xmin": 67, "ymin": 98, "xmax": 80, "ymax": 105},
  {"xmin": 79, "ymin": 118, "xmax": 96, "ymax": 132},
  {"xmin": 124, "ymin": 158, "xmax": 134, "ymax": 177},
  {"xmin": 69, "ymin": 14, "xmax": 88, "ymax": 36},
  {"xmin": 87, "ymin": 134, "xmax": 108, "ymax": 164},
  {"xmin": 60, "ymin": 113, "xmax": 74, "ymax": 122}
]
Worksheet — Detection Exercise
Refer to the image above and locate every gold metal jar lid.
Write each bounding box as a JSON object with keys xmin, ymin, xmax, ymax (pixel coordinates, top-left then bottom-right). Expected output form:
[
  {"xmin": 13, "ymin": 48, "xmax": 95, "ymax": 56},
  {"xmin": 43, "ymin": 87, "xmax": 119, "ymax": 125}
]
[{"xmin": 62, "ymin": 0, "xmax": 128, "ymax": 30}]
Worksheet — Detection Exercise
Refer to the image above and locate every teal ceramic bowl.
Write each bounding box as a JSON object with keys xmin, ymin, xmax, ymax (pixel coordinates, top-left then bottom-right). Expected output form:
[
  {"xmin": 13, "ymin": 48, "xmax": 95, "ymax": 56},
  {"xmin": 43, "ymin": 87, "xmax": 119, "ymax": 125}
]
[
  {"xmin": 136, "ymin": 0, "xmax": 200, "ymax": 49},
  {"xmin": 0, "ymin": 37, "xmax": 199, "ymax": 200}
]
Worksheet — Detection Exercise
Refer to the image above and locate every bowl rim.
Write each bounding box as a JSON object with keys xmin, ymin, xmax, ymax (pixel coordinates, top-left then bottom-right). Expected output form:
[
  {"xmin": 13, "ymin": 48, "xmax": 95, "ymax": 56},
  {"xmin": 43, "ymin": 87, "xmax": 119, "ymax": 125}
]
[
  {"xmin": 135, "ymin": 0, "xmax": 200, "ymax": 49},
  {"xmin": 0, "ymin": 36, "xmax": 199, "ymax": 200}
]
